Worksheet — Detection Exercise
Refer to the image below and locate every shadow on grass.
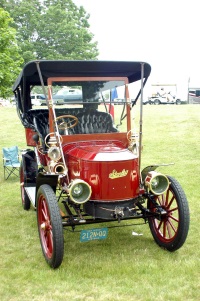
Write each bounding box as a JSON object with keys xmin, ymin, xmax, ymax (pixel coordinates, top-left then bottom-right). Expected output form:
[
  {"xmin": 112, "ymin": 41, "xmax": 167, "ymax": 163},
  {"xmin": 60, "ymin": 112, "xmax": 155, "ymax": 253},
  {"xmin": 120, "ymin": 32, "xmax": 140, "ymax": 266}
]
[{"xmin": 61, "ymin": 221, "xmax": 180, "ymax": 272}]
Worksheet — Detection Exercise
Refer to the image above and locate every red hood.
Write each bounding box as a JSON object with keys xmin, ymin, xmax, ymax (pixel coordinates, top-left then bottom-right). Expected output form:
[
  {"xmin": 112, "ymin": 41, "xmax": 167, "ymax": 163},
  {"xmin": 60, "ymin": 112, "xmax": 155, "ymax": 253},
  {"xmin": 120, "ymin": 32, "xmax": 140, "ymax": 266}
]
[
  {"xmin": 63, "ymin": 140, "xmax": 139, "ymax": 201},
  {"xmin": 63, "ymin": 140, "xmax": 136, "ymax": 162}
]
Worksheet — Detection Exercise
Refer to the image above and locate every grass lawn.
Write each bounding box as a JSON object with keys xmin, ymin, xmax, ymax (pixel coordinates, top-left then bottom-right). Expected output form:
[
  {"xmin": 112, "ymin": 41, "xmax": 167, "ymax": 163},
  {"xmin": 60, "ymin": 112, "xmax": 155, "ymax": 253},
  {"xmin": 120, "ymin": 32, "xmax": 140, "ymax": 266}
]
[{"xmin": 0, "ymin": 104, "xmax": 200, "ymax": 301}]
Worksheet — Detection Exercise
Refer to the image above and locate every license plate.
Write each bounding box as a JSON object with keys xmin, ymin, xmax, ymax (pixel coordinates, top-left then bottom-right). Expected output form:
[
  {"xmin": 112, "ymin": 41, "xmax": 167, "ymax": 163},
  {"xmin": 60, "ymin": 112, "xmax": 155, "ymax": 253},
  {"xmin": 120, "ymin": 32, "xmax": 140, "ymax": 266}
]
[{"xmin": 80, "ymin": 227, "xmax": 108, "ymax": 242}]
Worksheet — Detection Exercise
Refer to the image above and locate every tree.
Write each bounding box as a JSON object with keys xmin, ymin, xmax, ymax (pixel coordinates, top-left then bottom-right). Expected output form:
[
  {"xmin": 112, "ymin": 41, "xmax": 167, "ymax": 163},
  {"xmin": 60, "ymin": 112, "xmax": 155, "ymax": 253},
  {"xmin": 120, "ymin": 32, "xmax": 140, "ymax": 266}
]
[
  {"xmin": 1, "ymin": 0, "xmax": 99, "ymax": 63},
  {"xmin": 0, "ymin": 8, "xmax": 23, "ymax": 98}
]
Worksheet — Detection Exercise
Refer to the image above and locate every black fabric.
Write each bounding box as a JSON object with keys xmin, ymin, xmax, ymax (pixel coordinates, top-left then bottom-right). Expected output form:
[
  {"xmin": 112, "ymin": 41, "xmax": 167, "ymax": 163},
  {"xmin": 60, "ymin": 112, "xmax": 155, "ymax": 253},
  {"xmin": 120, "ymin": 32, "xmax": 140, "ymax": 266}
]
[
  {"xmin": 24, "ymin": 109, "xmax": 48, "ymax": 130},
  {"xmin": 33, "ymin": 114, "xmax": 49, "ymax": 149},
  {"xmin": 13, "ymin": 60, "xmax": 151, "ymax": 92},
  {"xmin": 22, "ymin": 150, "xmax": 38, "ymax": 183}
]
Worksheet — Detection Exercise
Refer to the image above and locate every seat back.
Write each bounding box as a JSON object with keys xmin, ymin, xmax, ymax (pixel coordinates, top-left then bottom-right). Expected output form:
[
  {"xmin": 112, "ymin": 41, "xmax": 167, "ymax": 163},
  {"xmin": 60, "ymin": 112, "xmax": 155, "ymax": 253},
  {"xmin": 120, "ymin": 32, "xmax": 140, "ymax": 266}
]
[
  {"xmin": 24, "ymin": 108, "xmax": 118, "ymax": 141},
  {"xmin": 71, "ymin": 110, "xmax": 118, "ymax": 134},
  {"xmin": 33, "ymin": 112, "xmax": 49, "ymax": 141},
  {"xmin": 3, "ymin": 146, "xmax": 20, "ymax": 166}
]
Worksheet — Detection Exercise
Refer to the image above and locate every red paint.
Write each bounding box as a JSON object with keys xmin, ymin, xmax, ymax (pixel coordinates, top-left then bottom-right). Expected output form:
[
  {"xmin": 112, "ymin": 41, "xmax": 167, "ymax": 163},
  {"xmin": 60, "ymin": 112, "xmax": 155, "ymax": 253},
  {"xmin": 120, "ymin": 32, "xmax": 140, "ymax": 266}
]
[
  {"xmin": 25, "ymin": 128, "xmax": 37, "ymax": 146},
  {"xmin": 63, "ymin": 140, "xmax": 139, "ymax": 201}
]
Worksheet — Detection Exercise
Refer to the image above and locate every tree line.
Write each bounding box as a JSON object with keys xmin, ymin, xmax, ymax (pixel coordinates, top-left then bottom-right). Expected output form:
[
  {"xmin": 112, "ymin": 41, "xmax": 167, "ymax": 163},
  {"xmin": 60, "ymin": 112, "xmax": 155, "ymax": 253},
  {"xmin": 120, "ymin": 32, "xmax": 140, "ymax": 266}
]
[{"xmin": 0, "ymin": 0, "xmax": 99, "ymax": 98}]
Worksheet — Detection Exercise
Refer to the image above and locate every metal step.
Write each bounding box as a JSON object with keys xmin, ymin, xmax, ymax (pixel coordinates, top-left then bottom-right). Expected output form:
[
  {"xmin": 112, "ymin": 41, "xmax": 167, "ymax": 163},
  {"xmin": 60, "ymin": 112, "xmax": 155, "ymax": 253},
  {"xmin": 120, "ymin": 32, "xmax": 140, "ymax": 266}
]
[{"xmin": 25, "ymin": 186, "xmax": 36, "ymax": 207}]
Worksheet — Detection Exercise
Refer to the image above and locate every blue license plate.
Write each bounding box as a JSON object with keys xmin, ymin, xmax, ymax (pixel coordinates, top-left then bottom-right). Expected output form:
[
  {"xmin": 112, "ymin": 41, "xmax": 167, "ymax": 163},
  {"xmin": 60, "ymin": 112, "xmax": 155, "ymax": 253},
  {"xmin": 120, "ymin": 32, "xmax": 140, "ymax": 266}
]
[{"xmin": 80, "ymin": 227, "xmax": 108, "ymax": 242}]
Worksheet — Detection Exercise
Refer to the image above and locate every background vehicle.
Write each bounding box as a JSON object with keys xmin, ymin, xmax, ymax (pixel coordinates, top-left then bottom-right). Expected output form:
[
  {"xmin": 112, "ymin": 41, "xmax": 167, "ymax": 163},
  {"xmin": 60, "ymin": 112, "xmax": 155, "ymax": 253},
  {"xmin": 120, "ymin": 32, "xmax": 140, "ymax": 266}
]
[
  {"xmin": 148, "ymin": 93, "xmax": 182, "ymax": 105},
  {"xmin": 52, "ymin": 95, "xmax": 64, "ymax": 105},
  {"xmin": 148, "ymin": 83, "xmax": 187, "ymax": 105},
  {"xmin": 13, "ymin": 60, "xmax": 189, "ymax": 268},
  {"xmin": 31, "ymin": 94, "xmax": 46, "ymax": 106},
  {"xmin": 188, "ymin": 88, "xmax": 200, "ymax": 104},
  {"xmin": 53, "ymin": 87, "xmax": 82, "ymax": 104}
]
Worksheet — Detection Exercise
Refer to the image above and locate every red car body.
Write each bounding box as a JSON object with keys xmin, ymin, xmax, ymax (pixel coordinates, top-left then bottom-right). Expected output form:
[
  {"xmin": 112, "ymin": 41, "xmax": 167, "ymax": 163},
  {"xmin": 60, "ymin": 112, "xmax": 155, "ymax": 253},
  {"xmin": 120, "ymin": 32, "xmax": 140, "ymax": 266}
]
[{"xmin": 13, "ymin": 60, "xmax": 189, "ymax": 268}]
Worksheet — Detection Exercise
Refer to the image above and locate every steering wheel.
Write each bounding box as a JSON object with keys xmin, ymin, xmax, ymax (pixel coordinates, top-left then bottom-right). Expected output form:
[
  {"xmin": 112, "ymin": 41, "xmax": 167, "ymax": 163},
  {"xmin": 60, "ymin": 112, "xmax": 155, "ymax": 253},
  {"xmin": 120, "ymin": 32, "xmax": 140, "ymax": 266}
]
[{"xmin": 55, "ymin": 115, "xmax": 78, "ymax": 130}]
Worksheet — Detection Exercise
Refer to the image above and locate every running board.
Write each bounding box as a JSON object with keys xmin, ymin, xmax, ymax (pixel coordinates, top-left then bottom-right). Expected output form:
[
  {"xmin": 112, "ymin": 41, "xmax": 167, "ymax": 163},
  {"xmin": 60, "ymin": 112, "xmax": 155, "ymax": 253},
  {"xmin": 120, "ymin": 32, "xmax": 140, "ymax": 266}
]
[{"xmin": 25, "ymin": 187, "xmax": 36, "ymax": 208}]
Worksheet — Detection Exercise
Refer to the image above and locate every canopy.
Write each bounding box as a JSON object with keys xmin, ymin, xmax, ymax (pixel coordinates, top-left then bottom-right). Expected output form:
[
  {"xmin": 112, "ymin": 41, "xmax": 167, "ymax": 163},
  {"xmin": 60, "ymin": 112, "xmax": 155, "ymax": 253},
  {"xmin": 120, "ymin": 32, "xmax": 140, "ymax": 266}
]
[
  {"xmin": 12, "ymin": 60, "xmax": 151, "ymax": 116},
  {"xmin": 13, "ymin": 60, "xmax": 151, "ymax": 91}
]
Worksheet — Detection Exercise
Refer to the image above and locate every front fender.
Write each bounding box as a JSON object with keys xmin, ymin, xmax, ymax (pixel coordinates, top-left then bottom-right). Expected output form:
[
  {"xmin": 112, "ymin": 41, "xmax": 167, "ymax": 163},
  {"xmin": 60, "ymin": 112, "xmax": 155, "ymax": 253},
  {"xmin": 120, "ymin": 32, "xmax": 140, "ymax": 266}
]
[
  {"xmin": 36, "ymin": 173, "xmax": 59, "ymax": 204},
  {"xmin": 141, "ymin": 163, "xmax": 174, "ymax": 182}
]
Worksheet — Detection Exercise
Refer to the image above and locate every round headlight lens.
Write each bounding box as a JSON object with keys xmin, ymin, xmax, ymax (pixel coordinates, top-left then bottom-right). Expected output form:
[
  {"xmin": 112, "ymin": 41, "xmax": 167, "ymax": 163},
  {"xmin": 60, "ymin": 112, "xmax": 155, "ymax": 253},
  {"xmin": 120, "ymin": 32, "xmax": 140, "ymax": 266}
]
[
  {"xmin": 48, "ymin": 146, "xmax": 61, "ymax": 161},
  {"xmin": 151, "ymin": 177, "xmax": 159, "ymax": 189},
  {"xmin": 72, "ymin": 184, "xmax": 83, "ymax": 197}
]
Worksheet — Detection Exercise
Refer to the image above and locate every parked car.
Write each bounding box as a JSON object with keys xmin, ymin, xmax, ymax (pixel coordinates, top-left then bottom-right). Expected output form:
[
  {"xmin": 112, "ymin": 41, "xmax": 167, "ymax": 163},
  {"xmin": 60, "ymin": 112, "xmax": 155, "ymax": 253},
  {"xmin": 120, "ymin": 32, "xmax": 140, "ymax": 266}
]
[
  {"xmin": 52, "ymin": 95, "xmax": 64, "ymax": 105},
  {"xmin": 53, "ymin": 87, "xmax": 82, "ymax": 104},
  {"xmin": 13, "ymin": 60, "xmax": 190, "ymax": 268},
  {"xmin": 31, "ymin": 94, "xmax": 46, "ymax": 106}
]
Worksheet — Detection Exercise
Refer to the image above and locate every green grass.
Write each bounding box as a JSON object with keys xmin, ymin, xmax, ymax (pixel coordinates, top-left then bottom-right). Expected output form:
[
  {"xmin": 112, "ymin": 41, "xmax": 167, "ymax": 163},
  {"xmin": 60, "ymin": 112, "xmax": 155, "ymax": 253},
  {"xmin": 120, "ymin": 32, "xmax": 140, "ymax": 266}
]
[{"xmin": 0, "ymin": 105, "xmax": 200, "ymax": 301}]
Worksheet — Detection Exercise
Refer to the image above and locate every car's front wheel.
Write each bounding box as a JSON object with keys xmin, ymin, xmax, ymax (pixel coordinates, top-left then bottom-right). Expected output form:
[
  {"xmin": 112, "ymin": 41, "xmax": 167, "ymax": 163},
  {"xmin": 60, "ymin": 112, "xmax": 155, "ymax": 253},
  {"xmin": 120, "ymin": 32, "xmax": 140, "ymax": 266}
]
[
  {"xmin": 148, "ymin": 176, "xmax": 189, "ymax": 251},
  {"xmin": 37, "ymin": 184, "xmax": 64, "ymax": 268}
]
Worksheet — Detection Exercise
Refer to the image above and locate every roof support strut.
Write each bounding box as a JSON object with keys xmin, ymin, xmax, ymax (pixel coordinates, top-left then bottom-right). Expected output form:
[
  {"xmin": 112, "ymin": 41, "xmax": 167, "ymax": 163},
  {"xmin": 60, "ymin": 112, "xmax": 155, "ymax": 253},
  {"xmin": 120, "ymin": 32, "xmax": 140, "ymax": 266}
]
[{"xmin": 139, "ymin": 63, "xmax": 144, "ymax": 179}]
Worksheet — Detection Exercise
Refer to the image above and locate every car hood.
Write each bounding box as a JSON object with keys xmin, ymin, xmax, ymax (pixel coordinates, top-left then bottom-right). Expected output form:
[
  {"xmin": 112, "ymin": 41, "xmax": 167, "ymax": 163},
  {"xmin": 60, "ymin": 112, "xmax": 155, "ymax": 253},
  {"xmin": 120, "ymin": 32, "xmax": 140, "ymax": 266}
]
[{"xmin": 63, "ymin": 140, "xmax": 136, "ymax": 162}]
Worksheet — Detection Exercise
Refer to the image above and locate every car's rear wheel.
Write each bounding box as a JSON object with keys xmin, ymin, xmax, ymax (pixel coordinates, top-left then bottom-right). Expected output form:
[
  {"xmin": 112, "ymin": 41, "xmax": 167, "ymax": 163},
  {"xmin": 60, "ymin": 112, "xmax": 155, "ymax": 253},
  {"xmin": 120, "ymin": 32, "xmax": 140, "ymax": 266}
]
[
  {"xmin": 148, "ymin": 176, "xmax": 189, "ymax": 251},
  {"xmin": 19, "ymin": 161, "xmax": 31, "ymax": 210},
  {"xmin": 37, "ymin": 184, "xmax": 64, "ymax": 268}
]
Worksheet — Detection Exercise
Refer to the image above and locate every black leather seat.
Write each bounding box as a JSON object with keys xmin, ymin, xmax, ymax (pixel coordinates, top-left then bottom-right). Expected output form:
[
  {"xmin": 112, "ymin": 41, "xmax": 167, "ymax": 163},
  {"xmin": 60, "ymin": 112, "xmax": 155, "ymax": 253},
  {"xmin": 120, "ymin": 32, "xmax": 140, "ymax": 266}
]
[
  {"xmin": 25, "ymin": 109, "xmax": 118, "ymax": 147},
  {"xmin": 71, "ymin": 110, "xmax": 118, "ymax": 134}
]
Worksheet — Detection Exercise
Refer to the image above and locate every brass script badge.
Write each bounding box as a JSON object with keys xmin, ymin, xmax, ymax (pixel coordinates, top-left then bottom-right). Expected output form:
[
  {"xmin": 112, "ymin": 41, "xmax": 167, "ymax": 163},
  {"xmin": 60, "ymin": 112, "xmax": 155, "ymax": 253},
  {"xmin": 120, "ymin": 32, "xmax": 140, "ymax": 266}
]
[{"xmin": 109, "ymin": 169, "xmax": 128, "ymax": 179}]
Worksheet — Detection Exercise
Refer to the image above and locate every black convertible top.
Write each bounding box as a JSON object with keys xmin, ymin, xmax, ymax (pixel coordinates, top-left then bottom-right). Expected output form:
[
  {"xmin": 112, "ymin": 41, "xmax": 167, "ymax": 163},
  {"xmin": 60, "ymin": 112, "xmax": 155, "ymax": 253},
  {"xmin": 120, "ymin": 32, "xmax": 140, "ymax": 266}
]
[
  {"xmin": 13, "ymin": 60, "xmax": 151, "ymax": 117},
  {"xmin": 13, "ymin": 60, "xmax": 151, "ymax": 91}
]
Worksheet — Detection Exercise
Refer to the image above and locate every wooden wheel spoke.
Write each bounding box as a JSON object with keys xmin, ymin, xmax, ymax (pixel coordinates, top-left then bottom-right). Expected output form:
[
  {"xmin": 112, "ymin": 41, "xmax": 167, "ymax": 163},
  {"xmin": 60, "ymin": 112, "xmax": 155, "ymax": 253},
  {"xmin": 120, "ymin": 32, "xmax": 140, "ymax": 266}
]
[
  {"xmin": 166, "ymin": 195, "xmax": 175, "ymax": 209},
  {"xmin": 168, "ymin": 214, "xmax": 179, "ymax": 223},
  {"xmin": 46, "ymin": 229, "xmax": 53, "ymax": 254},
  {"xmin": 41, "ymin": 200, "xmax": 48, "ymax": 221},
  {"xmin": 163, "ymin": 221, "xmax": 167, "ymax": 238},
  {"xmin": 166, "ymin": 221, "xmax": 175, "ymax": 238},
  {"xmin": 157, "ymin": 219, "xmax": 163, "ymax": 231},
  {"xmin": 167, "ymin": 218, "xmax": 178, "ymax": 233},
  {"xmin": 168, "ymin": 206, "xmax": 178, "ymax": 213}
]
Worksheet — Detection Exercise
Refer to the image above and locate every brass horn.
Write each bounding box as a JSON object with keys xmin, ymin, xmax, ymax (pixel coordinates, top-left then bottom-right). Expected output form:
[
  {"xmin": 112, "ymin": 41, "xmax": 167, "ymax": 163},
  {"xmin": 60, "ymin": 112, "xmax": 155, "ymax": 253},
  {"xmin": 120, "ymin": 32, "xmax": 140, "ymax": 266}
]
[
  {"xmin": 68, "ymin": 179, "xmax": 92, "ymax": 204},
  {"xmin": 144, "ymin": 171, "xmax": 169, "ymax": 195},
  {"xmin": 53, "ymin": 163, "xmax": 65, "ymax": 174}
]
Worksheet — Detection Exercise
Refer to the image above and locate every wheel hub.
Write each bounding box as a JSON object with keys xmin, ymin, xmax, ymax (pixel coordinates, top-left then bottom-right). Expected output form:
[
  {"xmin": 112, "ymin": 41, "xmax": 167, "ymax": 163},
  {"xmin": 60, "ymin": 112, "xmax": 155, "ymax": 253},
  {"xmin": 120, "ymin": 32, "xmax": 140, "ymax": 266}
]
[{"xmin": 40, "ymin": 220, "xmax": 51, "ymax": 231}]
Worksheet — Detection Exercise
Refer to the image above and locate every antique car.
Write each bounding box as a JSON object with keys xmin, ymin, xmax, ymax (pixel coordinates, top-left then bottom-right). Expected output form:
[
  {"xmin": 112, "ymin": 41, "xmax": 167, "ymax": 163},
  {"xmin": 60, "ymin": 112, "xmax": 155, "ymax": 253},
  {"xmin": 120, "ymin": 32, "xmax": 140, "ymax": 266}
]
[{"xmin": 13, "ymin": 60, "xmax": 190, "ymax": 268}]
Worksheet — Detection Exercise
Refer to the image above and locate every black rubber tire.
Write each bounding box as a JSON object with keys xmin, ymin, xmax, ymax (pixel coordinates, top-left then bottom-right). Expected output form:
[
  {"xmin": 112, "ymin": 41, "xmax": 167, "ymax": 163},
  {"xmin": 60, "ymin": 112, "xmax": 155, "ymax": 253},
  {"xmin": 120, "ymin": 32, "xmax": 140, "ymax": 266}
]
[
  {"xmin": 154, "ymin": 98, "xmax": 160, "ymax": 105},
  {"xmin": 19, "ymin": 161, "xmax": 31, "ymax": 210},
  {"xmin": 148, "ymin": 176, "xmax": 190, "ymax": 251},
  {"xmin": 37, "ymin": 184, "xmax": 64, "ymax": 268}
]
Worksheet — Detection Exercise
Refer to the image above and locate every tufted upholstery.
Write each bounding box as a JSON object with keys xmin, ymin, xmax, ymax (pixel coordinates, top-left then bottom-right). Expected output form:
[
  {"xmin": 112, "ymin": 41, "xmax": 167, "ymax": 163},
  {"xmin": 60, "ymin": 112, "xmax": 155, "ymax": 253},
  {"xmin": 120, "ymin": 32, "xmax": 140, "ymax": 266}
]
[
  {"xmin": 25, "ymin": 108, "xmax": 118, "ymax": 146},
  {"xmin": 24, "ymin": 109, "xmax": 48, "ymax": 131},
  {"xmin": 69, "ymin": 110, "xmax": 118, "ymax": 134}
]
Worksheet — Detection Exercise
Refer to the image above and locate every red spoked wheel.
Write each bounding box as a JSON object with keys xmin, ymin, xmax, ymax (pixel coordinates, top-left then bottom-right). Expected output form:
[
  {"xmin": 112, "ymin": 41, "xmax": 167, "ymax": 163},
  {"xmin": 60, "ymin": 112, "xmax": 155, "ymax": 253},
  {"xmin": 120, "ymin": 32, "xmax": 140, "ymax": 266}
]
[
  {"xmin": 148, "ymin": 176, "xmax": 189, "ymax": 251},
  {"xmin": 19, "ymin": 161, "xmax": 30, "ymax": 210},
  {"xmin": 37, "ymin": 184, "xmax": 64, "ymax": 268}
]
